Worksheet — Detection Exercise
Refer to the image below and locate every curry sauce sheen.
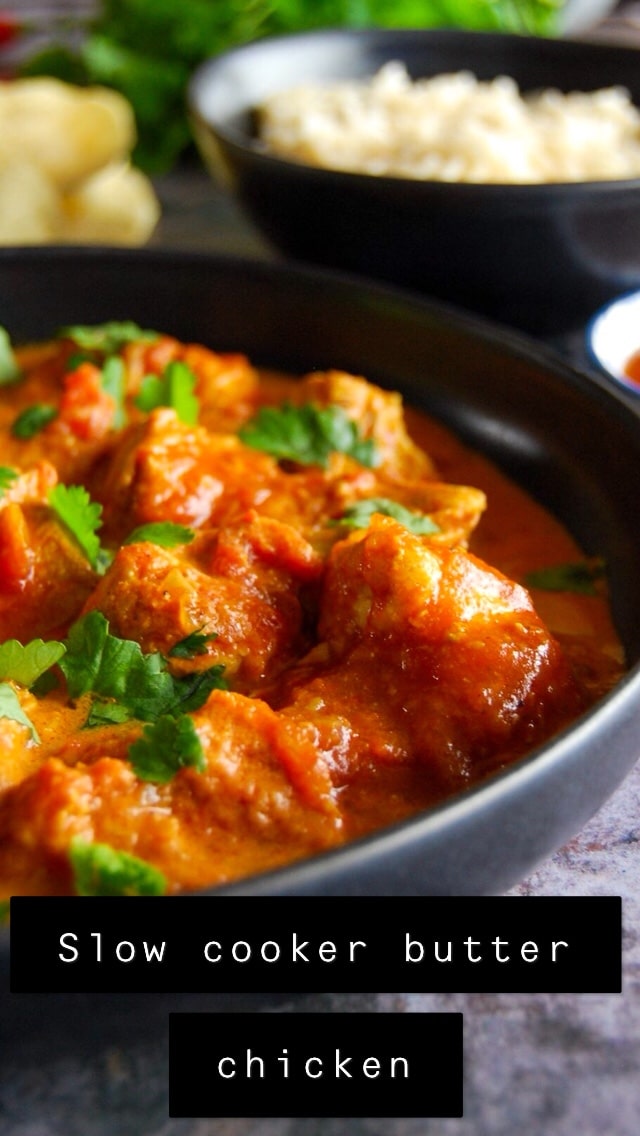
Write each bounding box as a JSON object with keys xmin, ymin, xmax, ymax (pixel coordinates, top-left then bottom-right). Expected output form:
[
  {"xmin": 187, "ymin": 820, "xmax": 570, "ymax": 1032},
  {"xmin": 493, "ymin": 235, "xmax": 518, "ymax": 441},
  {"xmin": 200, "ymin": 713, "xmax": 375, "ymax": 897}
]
[{"xmin": 0, "ymin": 327, "xmax": 624, "ymax": 896}]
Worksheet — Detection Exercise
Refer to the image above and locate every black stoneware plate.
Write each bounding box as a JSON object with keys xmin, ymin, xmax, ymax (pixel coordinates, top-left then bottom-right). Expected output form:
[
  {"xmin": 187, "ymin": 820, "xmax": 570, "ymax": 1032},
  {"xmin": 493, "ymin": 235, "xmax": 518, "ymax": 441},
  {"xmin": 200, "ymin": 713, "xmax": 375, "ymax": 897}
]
[{"xmin": 1, "ymin": 248, "xmax": 640, "ymax": 930}]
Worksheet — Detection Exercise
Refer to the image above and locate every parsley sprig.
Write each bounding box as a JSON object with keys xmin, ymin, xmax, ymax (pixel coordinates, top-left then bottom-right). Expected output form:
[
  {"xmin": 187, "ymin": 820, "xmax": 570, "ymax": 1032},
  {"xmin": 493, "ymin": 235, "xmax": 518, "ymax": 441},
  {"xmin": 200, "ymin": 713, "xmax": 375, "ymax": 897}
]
[
  {"xmin": 0, "ymin": 326, "xmax": 21, "ymax": 386},
  {"xmin": 100, "ymin": 355, "xmax": 127, "ymax": 429},
  {"xmin": 169, "ymin": 628, "xmax": 217, "ymax": 659},
  {"xmin": 334, "ymin": 497, "xmax": 441, "ymax": 535},
  {"xmin": 11, "ymin": 404, "xmax": 58, "ymax": 439},
  {"xmin": 123, "ymin": 521, "xmax": 195, "ymax": 548},
  {"xmin": 69, "ymin": 837, "xmax": 166, "ymax": 896},
  {"xmin": 60, "ymin": 611, "xmax": 226, "ymax": 726},
  {"xmin": 128, "ymin": 714, "xmax": 205, "ymax": 783},
  {"xmin": 524, "ymin": 558, "xmax": 606, "ymax": 596},
  {"xmin": 134, "ymin": 360, "xmax": 199, "ymax": 424},
  {"xmin": 0, "ymin": 638, "xmax": 66, "ymax": 689},
  {"xmin": 0, "ymin": 467, "xmax": 18, "ymax": 498},
  {"xmin": 60, "ymin": 321, "xmax": 158, "ymax": 355},
  {"xmin": 0, "ymin": 637, "xmax": 68, "ymax": 743},
  {"xmin": 0, "ymin": 683, "xmax": 39, "ymax": 743},
  {"xmin": 48, "ymin": 484, "xmax": 107, "ymax": 572},
  {"xmin": 239, "ymin": 402, "xmax": 379, "ymax": 468}
]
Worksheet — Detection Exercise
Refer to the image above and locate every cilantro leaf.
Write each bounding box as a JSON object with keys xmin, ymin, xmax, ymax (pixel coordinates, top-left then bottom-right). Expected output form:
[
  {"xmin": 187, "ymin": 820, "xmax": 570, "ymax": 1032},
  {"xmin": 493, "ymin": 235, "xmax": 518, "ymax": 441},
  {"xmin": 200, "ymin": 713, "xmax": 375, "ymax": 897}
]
[
  {"xmin": 85, "ymin": 700, "xmax": 133, "ymax": 728},
  {"xmin": 101, "ymin": 355, "xmax": 127, "ymax": 429},
  {"xmin": 11, "ymin": 404, "xmax": 58, "ymax": 439},
  {"xmin": 0, "ymin": 683, "xmax": 39, "ymax": 743},
  {"xmin": 170, "ymin": 665, "xmax": 227, "ymax": 714},
  {"xmin": 128, "ymin": 713, "xmax": 205, "ymax": 783},
  {"xmin": 524, "ymin": 558, "xmax": 606, "ymax": 596},
  {"xmin": 334, "ymin": 497, "xmax": 441, "ymax": 535},
  {"xmin": 239, "ymin": 402, "xmax": 379, "ymax": 468},
  {"xmin": 59, "ymin": 321, "xmax": 158, "ymax": 354},
  {"xmin": 169, "ymin": 628, "xmax": 217, "ymax": 659},
  {"xmin": 48, "ymin": 484, "xmax": 105, "ymax": 571},
  {"xmin": 134, "ymin": 360, "xmax": 199, "ymax": 424},
  {"xmin": 69, "ymin": 837, "xmax": 166, "ymax": 896},
  {"xmin": 66, "ymin": 351, "xmax": 94, "ymax": 371},
  {"xmin": 0, "ymin": 639, "xmax": 66, "ymax": 688},
  {"xmin": 0, "ymin": 467, "xmax": 18, "ymax": 498},
  {"xmin": 0, "ymin": 899, "xmax": 9, "ymax": 924},
  {"xmin": 60, "ymin": 610, "xmax": 175, "ymax": 713},
  {"xmin": 123, "ymin": 521, "xmax": 195, "ymax": 547},
  {"xmin": 60, "ymin": 611, "xmax": 226, "ymax": 725},
  {"xmin": 0, "ymin": 326, "xmax": 21, "ymax": 385}
]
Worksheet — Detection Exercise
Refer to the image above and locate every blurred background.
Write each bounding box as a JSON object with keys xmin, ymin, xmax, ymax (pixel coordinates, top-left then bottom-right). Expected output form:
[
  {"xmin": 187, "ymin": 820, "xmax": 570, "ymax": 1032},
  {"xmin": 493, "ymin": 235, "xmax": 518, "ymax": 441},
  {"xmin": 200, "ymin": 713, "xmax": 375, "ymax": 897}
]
[{"xmin": 1, "ymin": 0, "xmax": 638, "ymax": 179}]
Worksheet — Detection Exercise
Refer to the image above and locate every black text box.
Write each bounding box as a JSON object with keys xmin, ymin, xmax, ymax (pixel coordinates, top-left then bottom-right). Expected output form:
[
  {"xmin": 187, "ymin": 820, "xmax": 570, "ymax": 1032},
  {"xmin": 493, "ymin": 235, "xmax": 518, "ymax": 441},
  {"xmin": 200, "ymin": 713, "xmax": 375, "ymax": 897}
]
[{"xmin": 169, "ymin": 1011, "xmax": 463, "ymax": 1118}]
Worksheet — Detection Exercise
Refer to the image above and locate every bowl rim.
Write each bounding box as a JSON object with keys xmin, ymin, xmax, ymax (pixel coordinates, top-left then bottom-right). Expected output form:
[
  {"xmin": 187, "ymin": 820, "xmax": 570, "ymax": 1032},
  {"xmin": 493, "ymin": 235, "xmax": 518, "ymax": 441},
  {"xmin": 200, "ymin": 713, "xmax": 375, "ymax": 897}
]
[{"xmin": 188, "ymin": 25, "xmax": 640, "ymax": 195}]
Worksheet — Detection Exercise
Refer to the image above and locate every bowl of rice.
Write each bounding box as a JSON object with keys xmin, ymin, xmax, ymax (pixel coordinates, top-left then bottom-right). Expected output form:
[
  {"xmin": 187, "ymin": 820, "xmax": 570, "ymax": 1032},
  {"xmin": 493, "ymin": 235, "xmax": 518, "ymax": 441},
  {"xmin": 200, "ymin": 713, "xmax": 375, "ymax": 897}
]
[{"xmin": 188, "ymin": 28, "xmax": 640, "ymax": 338}]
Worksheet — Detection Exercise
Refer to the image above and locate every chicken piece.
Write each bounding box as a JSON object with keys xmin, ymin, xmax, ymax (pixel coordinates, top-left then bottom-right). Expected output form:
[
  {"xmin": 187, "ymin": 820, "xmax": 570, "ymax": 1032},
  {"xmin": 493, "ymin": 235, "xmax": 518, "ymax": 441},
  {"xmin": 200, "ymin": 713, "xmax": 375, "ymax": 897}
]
[
  {"xmin": 0, "ymin": 491, "xmax": 97, "ymax": 639},
  {"xmin": 276, "ymin": 516, "xmax": 584, "ymax": 793},
  {"xmin": 96, "ymin": 408, "xmax": 279, "ymax": 541},
  {"xmin": 322, "ymin": 475, "xmax": 487, "ymax": 550},
  {"xmin": 83, "ymin": 512, "xmax": 322, "ymax": 688},
  {"xmin": 181, "ymin": 345, "xmax": 259, "ymax": 433},
  {"xmin": 0, "ymin": 355, "xmax": 118, "ymax": 484},
  {"xmin": 0, "ymin": 687, "xmax": 91, "ymax": 791},
  {"xmin": 299, "ymin": 369, "xmax": 436, "ymax": 480},
  {"xmin": 122, "ymin": 335, "xmax": 259, "ymax": 431},
  {"xmin": 0, "ymin": 460, "xmax": 57, "ymax": 508},
  {"xmin": 0, "ymin": 713, "xmax": 38, "ymax": 792},
  {"xmin": 0, "ymin": 690, "xmax": 341, "ymax": 896}
]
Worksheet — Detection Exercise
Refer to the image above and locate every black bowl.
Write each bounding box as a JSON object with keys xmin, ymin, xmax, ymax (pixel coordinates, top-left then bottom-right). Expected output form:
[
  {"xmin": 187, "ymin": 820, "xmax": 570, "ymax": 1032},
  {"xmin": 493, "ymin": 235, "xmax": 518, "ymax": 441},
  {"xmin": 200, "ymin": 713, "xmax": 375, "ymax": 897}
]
[
  {"xmin": 188, "ymin": 28, "xmax": 640, "ymax": 338},
  {"xmin": 1, "ymin": 248, "xmax": 640, "ymax": 912}
]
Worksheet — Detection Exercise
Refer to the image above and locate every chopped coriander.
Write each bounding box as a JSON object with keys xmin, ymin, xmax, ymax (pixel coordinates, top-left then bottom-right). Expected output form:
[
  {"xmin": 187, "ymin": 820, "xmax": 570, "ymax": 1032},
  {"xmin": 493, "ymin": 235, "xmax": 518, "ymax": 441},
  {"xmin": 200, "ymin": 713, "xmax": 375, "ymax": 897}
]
[
  {"xmin": 134, "ymin": 360, "xmax": 199, "ymax": 424},
  {"xmin": 172, "ymin": 665, "xmax": 227, "ymax": 714},
  {"xmin": 69, "ymin": 837, "xmax": 166, "ymax": 896},
  {"xmin": 0, "ymin": 467, "xmax": 18, "ymax": 498},
  {"xmin": 0, "ymin": 638, "xmax": 66, "ymax": 689},
  {"xmin": 11, "ymin": 404, "xmax": 58, "ymax": 439},
  {"xmin": 101, "ymin": 355, "xmax": 127, "ymax": 429},
  {"xmin": 239, "ymin": 401, "xmax": 379, "ymax": 468},
  {"xmin": 0, "ymin": 326, "xmax": 21, "ymax": 385},
  {"xmin": 0, "ymin": 899, "xmax": 9, "ymax": 924},
  {"xmin": 85, "ymin": 700, "xmax": 134, "ymax": 728},
  {"xmin": 0, "ymin": 683, "xmax": 39, "ymax": 743},
  {"xmin": 66, "ymin": 351, "xmax": 94, "ymax": 371},
  {"xmin": 59, "ymin": 321, "xmax": 158, "ymax": 354},
  {"xmin": 48, "ymin": 484, "xmax": 105, "ymax": 571},
  {"xmin": 525, "ymin": 558, "xmax": 606, "ymax": 596},
  {"xmin": 61, "ymin": 610, "xmax": 173, "ymax": 712},
  {"xmin": 95, "ymin": 547, "xmax": 116, "ymax": 575},
  {"xmin": 123, "ymin": 521, "xmax": 195, "ymax": 548},
  {"xmin": 169, "ymin": 628, "xmax": 217, "ymax": 659},
  {"xmin": 60, "ymin": 611, "xmax": 227, "ymax": 725},
  {"xmin": 334, "ymin": 497, "xmax": 441, "ymax": 535},
  {"xmin": 128, "ymin": 713, "xmax": 205, "ymax": 783},
  {"xmin": 30, "ymin": 669, "xmax": 61, "ymax": 698}
]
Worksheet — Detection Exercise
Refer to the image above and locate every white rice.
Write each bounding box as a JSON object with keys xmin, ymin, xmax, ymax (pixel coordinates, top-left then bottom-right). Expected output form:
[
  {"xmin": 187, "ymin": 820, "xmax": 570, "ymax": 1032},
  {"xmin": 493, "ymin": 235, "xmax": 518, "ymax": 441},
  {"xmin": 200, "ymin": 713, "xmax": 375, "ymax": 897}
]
[{"xmin": 257, "ymin": 63, "xmax": 640, "ymax": 184}]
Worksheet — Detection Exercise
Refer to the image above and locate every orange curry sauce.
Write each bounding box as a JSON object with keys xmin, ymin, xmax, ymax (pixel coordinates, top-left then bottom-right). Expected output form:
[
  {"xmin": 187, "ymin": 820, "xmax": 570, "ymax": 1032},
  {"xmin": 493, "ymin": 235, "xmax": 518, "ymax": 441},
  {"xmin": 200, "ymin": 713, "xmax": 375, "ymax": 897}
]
[
  {"xmin": 0, "ymin": 330, "xmax": 624, "ymax": 896},
  {"xmin": 624, "ymin": 349, "xmax": 640, "ymax": 386}
]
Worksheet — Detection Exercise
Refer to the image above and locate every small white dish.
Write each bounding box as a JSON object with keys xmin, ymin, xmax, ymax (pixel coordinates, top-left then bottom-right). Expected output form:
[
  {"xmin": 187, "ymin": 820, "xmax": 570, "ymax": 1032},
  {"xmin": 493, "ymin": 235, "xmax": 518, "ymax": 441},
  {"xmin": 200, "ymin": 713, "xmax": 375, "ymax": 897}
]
[{"xmin": 586, "ymin": 289, "xmax": 640, "ymax": 394}]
